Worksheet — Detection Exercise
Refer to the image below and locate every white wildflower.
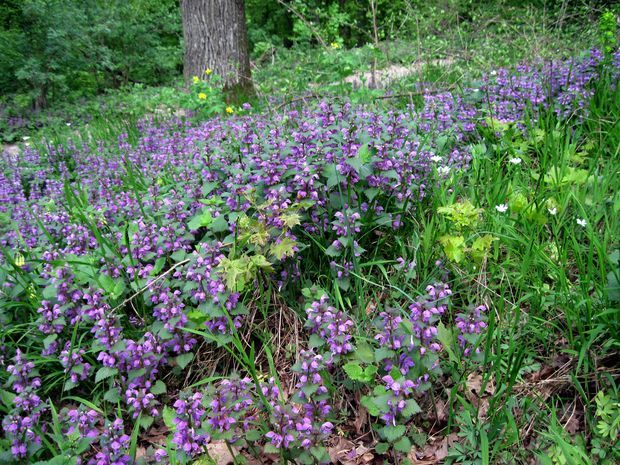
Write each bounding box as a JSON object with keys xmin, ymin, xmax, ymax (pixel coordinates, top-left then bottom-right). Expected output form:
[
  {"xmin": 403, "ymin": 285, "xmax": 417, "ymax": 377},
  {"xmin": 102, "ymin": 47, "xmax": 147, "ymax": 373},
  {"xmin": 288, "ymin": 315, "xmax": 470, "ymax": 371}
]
[
  {"xmin": 430, "ymin": 156, "xmax": 443, "ymax": 163},
  {"xmin": 509, "ymin": 157, "xmax": 522, "ymax": 165},
  {"xmin": 576, "ymin": 218, "xmax": 587, "ymax": 227},
  {"xmin": 495, "ymin": 204, "xmax": 508, "ymax": 213},
  {"xmin": 548, "ymin": 207, "xmax": 557, "ymax": 216},
  {"xmin": 437, "ymin": 166, "xmax": 450, "ymax": 176}
]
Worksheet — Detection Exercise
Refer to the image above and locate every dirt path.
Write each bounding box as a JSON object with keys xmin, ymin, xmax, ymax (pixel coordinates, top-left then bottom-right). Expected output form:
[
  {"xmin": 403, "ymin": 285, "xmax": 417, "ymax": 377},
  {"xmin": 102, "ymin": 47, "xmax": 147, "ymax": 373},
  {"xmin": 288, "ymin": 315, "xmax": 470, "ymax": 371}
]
[{"xmin": 343, "ymin": 58, "xmax": 454, "ymax": 89}]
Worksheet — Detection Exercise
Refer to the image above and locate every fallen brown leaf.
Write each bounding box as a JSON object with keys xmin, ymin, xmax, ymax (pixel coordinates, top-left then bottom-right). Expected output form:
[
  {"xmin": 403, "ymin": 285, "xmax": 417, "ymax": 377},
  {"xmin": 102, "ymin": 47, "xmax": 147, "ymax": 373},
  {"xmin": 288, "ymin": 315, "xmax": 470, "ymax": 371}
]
[
  {"xmin": 408, "ymin": 434, "xmax": 455, "ymax": 464},
  {"xmin": 207, "ymin": 441, "xmax": 235, "ymax": 465}
]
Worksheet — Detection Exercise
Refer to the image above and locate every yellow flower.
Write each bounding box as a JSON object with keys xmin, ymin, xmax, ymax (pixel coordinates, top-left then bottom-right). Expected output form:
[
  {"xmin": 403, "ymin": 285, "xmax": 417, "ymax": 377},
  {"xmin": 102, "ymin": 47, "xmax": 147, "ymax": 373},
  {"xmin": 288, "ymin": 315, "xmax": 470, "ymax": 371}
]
[
  {"xmin": 14, "ymin": 253, "xmax": 25, "ymax": 268},
  {"xmin": 205, "ymin": 68, "xmax": 213, "ymax": 75},
  {"xmin": 225, "ymin": 106, "xmax": 233, "ymax": 114},
  {"xmin": 192, "ymin": 76, "xmax": 200, "ymax": 84},
  {"xmin": 330, "ymin": 42, "xmax": 341, "ymax": 49},
  {"xmin": 198, "ymin": 92, "xmax": 207, "ymax": 100}
]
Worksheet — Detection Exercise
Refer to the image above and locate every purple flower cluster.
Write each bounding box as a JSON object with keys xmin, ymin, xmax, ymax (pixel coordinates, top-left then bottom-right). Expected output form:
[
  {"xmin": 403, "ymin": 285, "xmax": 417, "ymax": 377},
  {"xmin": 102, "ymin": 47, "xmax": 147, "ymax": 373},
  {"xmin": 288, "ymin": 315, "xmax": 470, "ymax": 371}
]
[
  {"xmin": 266, "ymin": 350, "xmax": 333, "ymax": 454},
  {"xmin": 1, "ymin": 350, "xmax": 45, "ymax": 458},
  {"xmin": 455, "ymin": 304, "xmax": 487, "ymax": 356},
  {"xmin": 372, "ymin": 284, "xmax": 453, "ymax": 424},
  {"xmin": 306, "ymin": 295, "xmax": 354, "ymax": 356},
  {"xmin": 482, "ymin": 49, "xmax": 606, "ymax": 122},
  {"xmin": 60, "ymin": 342, "xmax": 92, "ymax": 385},
  {"xmin": 91, "ymin": 418, "xmax": 131, "ymax": 465}
]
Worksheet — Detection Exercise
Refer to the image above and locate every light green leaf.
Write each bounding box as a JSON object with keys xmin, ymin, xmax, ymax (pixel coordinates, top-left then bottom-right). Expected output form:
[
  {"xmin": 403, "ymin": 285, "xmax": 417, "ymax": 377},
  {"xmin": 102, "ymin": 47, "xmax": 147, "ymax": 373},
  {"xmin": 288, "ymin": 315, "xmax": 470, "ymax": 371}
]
[
  {"xmin": 95, "ymin": 367, "xmax": 118, "ymax": 383},
  {"xmin": 151, "ymin": 380, "xmax": 167, "ymax": 395},
  {"xmin": 382, "ymin": 424, "xmax": 406, "ymax": 442},
  {"xmin": 175, "ymin": 352, "xmax": 194, "ymax": 370}
]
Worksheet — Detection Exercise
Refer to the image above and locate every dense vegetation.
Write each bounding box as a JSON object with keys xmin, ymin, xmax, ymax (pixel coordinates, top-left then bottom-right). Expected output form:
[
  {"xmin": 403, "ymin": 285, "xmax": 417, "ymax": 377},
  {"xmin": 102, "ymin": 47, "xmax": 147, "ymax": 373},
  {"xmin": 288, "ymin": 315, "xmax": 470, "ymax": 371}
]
[{"xmin": 1, "ymin": 1, "xmax": 619, "ymax": 465}]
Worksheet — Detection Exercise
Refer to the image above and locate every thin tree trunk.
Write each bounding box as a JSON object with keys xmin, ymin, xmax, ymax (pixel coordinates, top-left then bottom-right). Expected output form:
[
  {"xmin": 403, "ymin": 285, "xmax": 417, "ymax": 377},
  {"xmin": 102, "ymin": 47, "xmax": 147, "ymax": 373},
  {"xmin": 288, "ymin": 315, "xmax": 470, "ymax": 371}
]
[{"xmin": 181, "ymin": 0, "xmax": 254, "ymax": 99}]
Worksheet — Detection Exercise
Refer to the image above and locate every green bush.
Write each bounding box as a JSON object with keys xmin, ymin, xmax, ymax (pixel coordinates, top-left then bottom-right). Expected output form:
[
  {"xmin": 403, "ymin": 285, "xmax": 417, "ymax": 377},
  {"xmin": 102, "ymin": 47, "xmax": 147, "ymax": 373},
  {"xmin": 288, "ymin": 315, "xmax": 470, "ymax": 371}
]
[{"xmin": 0, "ymin": 0, "xmax": 181, "ymax": 111}]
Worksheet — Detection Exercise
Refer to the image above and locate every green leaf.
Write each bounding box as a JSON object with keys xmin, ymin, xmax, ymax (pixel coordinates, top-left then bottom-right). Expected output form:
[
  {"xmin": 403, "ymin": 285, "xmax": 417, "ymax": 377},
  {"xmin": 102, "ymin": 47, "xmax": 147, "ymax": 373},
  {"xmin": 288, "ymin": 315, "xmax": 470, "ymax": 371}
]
[
  {"xmin": 360, "ymin": 395, "xmax": 380, "ymax": 416},
  {"xmin": 375, "ymin": 442, "xmax": 390, "ymax": 455},
  {"xmin": 175, "ymin": 352, "xmax": 194, "ymax": 370},
  {"xmin": 210, "ymin": 214, "xmax": 229, "ymax": 233},
  {"xmin": 250, "ymin": 254, "xmax": 274, "ymax": 272},
  {"xmin": 343, "ymin": 362, "xmax": 364, "ymax": 381},
  {"xmin": 270, "ymin": 237, "xmax": 298, "ymax": 260},
  {"xmin": 245, "ymin": 429, "xmax": 262, "ymax": 442},
  {"xmin": 394, "ymin": 436, "xmax": 412, "ymax": 453},
  {"xmin": 375, "ymin": 346, "xmax": 394, "ymax": 362},
  {"xmin": 151, "ymin": 380, "xmax": 167, "ymax": 395},
  {"xmin": 471, "ymin": 234, "xmax": 496, "ymax": 261},
  {"xmin": 439, "ymin": 235, "xmax": 466, "ymax": 263},
  {"xmin": 188, "ymin": 209, "xmax": 213, "ymax": 230},
  {"xmin": 308, "ymin": 333, "xmax": 325, "ymax": 349},
  {"xmin": 325, "ymin": 243, "xmax": 342, "ymax": 257},
  {"xmin": 281, "ymin": 212, "xmax": 301, "ymax": 228},
  {"xmin": 103, "ymin": 388, "xmax": 121, "ymax": 403},
  {"xmin": 382, "ymin": 424, "xmax": 406, "ymax": 442},
  {"xmin": 357, "ymin": 143, "xmax": 374, "ymax": 164},
  {"xmin": 436, "ymin": 321, "xmax": 458, "ymax": 363},
  {"xmin": 0, "ymin": 389, "xmax": 16, "ymax": 408},
  {"xmin": 401, "ymin": 399, "xmax": 421, "ymax": 418},
  {"xmin": 95, "ymin": 367, "xmax": 118, "ymax": 383},
  {"xmin": 264, "ymin": 443, "xmax": 280, "ymax": 454},
  {"xmin": 162, "ymin": 406, "xmax": 176, "ymax": 430},
  {"xmin": 354, "ymin": 340, "xmax": 375, "ymax": 364},
  {"xmin": 323, "ymin": 164, "xmax": 340, "ymax": 188}
]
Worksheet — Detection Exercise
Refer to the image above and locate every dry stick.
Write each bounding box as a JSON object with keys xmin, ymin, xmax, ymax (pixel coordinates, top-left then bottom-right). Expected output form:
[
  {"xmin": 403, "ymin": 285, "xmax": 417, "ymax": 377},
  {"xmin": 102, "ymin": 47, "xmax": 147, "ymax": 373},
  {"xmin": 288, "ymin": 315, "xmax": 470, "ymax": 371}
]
[
  {"xmin": 275, "ymin": 0, "xmax": 327, "ymax": 48},
  {"xmin": 373, "ymin": 84, "xmax": 458, "ymax": 100},
  {"xmin": 110, "ymin": 258, "xmax": 190, "ymax": 314}
]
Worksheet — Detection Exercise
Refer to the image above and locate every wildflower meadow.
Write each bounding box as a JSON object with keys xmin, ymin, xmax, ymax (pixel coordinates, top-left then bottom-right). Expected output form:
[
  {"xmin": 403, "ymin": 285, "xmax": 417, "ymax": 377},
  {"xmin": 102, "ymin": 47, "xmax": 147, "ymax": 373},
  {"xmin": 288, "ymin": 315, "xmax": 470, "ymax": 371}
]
[{"xmin": 0, "ymin": 3, "xmax": 619, "ymax": 465}]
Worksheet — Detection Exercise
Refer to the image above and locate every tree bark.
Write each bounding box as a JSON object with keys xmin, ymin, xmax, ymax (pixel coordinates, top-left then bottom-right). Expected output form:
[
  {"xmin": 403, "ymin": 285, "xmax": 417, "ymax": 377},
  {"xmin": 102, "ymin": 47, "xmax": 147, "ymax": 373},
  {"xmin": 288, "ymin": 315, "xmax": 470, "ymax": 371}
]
[{"xmin": 181, "ymin": 0, "xmax": 254, "ymax": 99}]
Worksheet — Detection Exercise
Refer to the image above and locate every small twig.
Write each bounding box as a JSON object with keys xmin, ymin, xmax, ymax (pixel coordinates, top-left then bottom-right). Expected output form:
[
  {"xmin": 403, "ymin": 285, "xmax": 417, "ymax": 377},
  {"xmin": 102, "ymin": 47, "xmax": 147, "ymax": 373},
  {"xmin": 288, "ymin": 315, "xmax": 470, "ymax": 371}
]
[
  {"xmin": 273, "ymin": 92, "xmax": 336, "ymax": 111},
  {"xmin": 110, "ymin": 258, "xmax": 190, "ymax": 314},
  {"xmin": 373, "ymin": 85, "xmax": 457, "ymax": 100},
  {"xmin": 275, "ymin": 0, "xmax": 327, "ymax": 47}
]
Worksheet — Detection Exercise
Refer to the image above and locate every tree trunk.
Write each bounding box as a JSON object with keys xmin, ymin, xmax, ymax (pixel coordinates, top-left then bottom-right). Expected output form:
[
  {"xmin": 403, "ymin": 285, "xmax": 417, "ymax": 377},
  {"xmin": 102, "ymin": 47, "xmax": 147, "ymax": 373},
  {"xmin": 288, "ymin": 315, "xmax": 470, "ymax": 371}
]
[{"xmin": 181, "ymin": 0, "xmax": 254, "ymax": 100}]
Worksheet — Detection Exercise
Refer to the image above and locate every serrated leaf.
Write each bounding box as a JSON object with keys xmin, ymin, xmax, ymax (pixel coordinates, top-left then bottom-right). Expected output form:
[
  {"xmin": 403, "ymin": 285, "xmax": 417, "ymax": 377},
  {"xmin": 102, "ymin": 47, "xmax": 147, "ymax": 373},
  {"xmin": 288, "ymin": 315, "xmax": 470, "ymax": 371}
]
[
  {"xmin": 375, "ymin": 442, "xmax": 390, "ymax": 454},
  {"xmin": 393, "ymin": 436, "xmax": 412, "ymax": 453},
  {"xmin": 151, "ymin": 380, "xmax": 167, "ymax": 395},
  {"xmin": 323, "ymin": 164, "xmax": 340, "ymax": 188},
  {"xmin": 162, "ymin": 406, "xmax": 176, "ymax": 430},
  {"xmin": 210, "ymin": 214, "xmax": 229, "ymax": 232},
  {"xmin": 264, "ymin": 443, "xmax": 280, "ymax": 454},
  {"xmin": 95, "ymin": 367, "xmax": 118, "ymax": 383},
  {"xmin": 401, "ymin": 399, "xmax": 421, "ymax": 418},
  {"xmin": 270, "ymin": 237, "xmax": 297, "ymax": 260},
  {"xmin": 0, "ymin": 389, "xmax": 16, "ymax": 407},
  {"xmin": 354, "ymin": 340, "xmax": 375, "ymax": 364},
  {"xmin": 250, "ymin": 254, "xmax": 274, "ymax": 272},
  {"xmin": 439, "ymin": 235, "xmax": 466, "ymax": 263},
  {"xmin": 343, "ymin": 362, "xmax": 364, "ymax": 381},
  {"xmin": 437, "ymin": 321, "xmax": 458, "ymax": 363},
  {"xmin": 374, "ymin": 346, "xmax": 394, "ymax": 362},
  {"xmin": 103, "ymin": 388, "xmax": 120, "ymax": 403},
  {"xmin": 245, "ymin": 429, "xmax": 262, "ymax": 442},
  {"xmin": 188, "ymin": 210, "xmax": 212, "ymax": 230},
  {"xmin": 382, "ymin": 424, "xmax": 406, "ymax": 442},
  {"xmin": 308, "ymin": 333, "xmax": 325, "ymax": 349},
  {"xmin": 175, "ymin": 352, "xmax": 194, "ymax": 370},
  {"xmin": 324, "ymin": 244, "xmax": 342, "ymax": 257},
  {"xmin": 281, "ymin": 212, "xmax": 301, "ymax": 228},
  {"xmin": 360, "ymin": 395, "xmax": 380, "ymax": 416}
]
